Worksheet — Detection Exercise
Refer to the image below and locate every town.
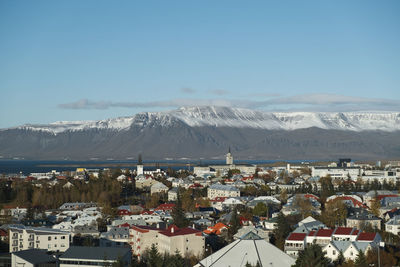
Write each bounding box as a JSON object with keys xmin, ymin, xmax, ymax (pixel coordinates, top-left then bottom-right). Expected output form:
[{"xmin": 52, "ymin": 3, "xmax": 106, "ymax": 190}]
[{"xmin": 0, "ymin": 152, "xmax": 399, "ymax": 267}]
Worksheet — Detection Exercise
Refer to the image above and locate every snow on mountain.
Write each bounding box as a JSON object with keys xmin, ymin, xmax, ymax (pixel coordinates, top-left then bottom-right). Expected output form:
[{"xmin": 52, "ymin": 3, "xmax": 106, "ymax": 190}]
[{"xmin": 6, "ymin": 106, "xmax": 400, "ymax": 134}]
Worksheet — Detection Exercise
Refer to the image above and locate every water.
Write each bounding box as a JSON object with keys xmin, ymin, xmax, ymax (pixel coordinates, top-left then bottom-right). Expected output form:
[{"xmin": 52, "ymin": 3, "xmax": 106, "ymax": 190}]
[{"xmin": 0, "ymin": 159, "xmax": 312, "ymax": 175}]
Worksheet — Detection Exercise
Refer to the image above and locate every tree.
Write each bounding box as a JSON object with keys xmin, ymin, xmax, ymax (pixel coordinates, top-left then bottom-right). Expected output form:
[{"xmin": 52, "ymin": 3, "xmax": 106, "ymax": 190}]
[
  {"xmin": 294, "ymin": 243, "xmax": 330, "ymax": 267},
  {"xmin": 171, "ymin": 192, "xmax": 189, "ymax": 228},
  {"xmin": 280, "ymin": 189, "xmax": 288, "ymax": 204},
  {"xmin": 147, "ymin": 244, "xmax": 162, "ymax": 267},
  {"xmin": 321, "ymin": 199, "xmax": 348, "ymax": 227},
  {"xmin": 252, "ymin": 202, "xmax": 269, "ymax": 217},
  {"xmin": 227, "ymin": 206, "xmax": 240, "ymax": 241},
  {"xmin": 370, "ymin": 197, "xmax": 381, "ymax": 217},
  {"xmin": 272, "ymin": 212, "xmax": 291, "ymax": 250},
  {"xmin": 293, "ymin": 195, "xmax": 313, "ymax": 219},
  {"xmin": 354, "ymin": 250, "xmax": 367, "ymax": 267},
  {"xmin": 333, "ymin": 250, "xmax": 345, "ymax": 266}
]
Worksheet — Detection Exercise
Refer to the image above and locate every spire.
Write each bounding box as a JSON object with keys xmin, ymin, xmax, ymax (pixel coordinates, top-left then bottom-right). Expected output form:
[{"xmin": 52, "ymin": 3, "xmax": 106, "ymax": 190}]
[{"xmin": 138, "ymin": 154, "xmax": 143, "ymax": 165}]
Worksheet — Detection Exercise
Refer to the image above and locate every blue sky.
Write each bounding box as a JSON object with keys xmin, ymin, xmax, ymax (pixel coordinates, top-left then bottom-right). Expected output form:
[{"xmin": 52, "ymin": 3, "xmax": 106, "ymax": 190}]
[{"xmin": 1, "ymin": 0, "xmax": 399, "ymax": 128}]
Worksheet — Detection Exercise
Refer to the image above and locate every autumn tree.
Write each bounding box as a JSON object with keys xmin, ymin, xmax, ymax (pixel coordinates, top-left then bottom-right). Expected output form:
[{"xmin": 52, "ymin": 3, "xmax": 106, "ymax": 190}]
[
  {"xmin": 293, "ymin": 195, "xmax": 313, "ymax": 219},
  {"xmin": 321, "ymin": 199, "xmax": 348, "ymax": 227}
]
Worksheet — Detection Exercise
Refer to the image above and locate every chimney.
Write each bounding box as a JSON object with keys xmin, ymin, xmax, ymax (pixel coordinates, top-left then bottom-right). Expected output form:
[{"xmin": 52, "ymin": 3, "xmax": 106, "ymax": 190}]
[
  {"xmin": 156, "ymin": 223, "xmax": 159, "ymax": 229},
  {"xmin": 171, "ymin": 226, "xmax": 174, "ymax": 234}
]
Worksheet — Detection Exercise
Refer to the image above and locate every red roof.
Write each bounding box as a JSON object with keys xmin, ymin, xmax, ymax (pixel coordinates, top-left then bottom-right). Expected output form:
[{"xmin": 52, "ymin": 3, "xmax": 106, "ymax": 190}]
[
  {"xmin": 211, "ymin": 197, "xmax": 227, "ymax": 202},
  {"xmin": 351, "ymin": 229, "xmax": 360, "ymax": 236},
  {"xmin": 330, "ymin": 196, "xmax": 367, "ymax": 208},
  {"xmin": 160, "ymin": 224, "xmax": 201, "ymax": 237},
  {"xmin": 304, "ymin": 194, "xmax": 320, "ymax": 201},
  {"xmin": 357, "ymin": 232, "xmax": 376, "ymax": 241},
  {"xmin": 155, "ymin": 203, "xmax": 175, "ymax": 211},
  {"xmin": 287, "ymin": 233, "xmax": 307, "ymax": 241},
  {"xmin": 308, "ymin": 231, "xmax": 316, "ymax": 236},
  {"xmin": 315, "ymin": 229, "xmax": 334, "ymax": 237},
  {"xmin": 377, "ymin": 195, "xmax": 398, "ymax": 201},
  {"xmin": 131, "ymin": 225, "xmax": 162, "ymax": 233},
  {"xmin": 0, "ymin": 229, "xmax": 7, "ymax": 236},
  {"xmin": 334, "ymin": 227, "xmax": 354, "ymax": 235}
]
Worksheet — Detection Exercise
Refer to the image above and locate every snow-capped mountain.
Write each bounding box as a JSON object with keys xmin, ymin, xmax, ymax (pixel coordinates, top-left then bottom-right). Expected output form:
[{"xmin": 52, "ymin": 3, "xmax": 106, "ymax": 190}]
[
  {"xmin": 7, "ymin": 106, "xmax": 400, "ymax": 134},
  {"xmin": 1, "ymin": 106, "xmax": 400, "ymax": 160}
]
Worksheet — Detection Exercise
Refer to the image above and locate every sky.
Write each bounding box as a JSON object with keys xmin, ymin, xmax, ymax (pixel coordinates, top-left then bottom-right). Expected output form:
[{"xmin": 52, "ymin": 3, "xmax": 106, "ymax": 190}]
[{"xmin": 1, "ymin": 0, "xmax": 399, "ymax": 128}]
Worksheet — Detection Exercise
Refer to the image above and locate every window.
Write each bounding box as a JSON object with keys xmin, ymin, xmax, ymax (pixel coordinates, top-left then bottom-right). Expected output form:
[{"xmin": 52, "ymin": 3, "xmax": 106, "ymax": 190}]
[
  {"xmin": 48, "ymin": 236, "xmax": 51, "ymax": 241},
  {"xmin": 61, "ymin": 236, "xmax": 66, "ymax": 240},
  {"xmin": 333, "ymin": 251, "xmax": 336, "ymax": 255}
]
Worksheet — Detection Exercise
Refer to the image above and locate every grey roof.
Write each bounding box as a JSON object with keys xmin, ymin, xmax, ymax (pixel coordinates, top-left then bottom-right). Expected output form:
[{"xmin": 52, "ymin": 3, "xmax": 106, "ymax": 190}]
[
  {"xmin": 198, "ymin": 231, "xmax": 295, "ymax": 267},
  {"xmin": 60, "ymin": 246, "xmax": 131, "ymax": 261},
  {"xmin": 13, "ymin": 249, "xmax": 56, "ymax": 264},
  {"xmin": 209, "ymin": 184, "xmax": 239, "ymax": 192}
]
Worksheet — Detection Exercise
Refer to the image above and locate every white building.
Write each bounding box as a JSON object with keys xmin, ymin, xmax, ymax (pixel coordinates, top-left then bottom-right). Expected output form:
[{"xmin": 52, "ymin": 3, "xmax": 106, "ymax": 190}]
[
  {"xmin": 207, "ymin": 184, "xmax": 240, "ymax": 199},
  {"xmin": 9, "ymin": 226, "xmax": 70, "ymax": 252},
  {"xmin": 311, "ymin": 166, "xmax": 361, "ymax": 180},
  {"xmin": 150, "ymin": 182, "xmax": 169, "ymax": 195},
  {"xmin": 385, "ymin": 215, "xmax": 400, "ymax": 235}
]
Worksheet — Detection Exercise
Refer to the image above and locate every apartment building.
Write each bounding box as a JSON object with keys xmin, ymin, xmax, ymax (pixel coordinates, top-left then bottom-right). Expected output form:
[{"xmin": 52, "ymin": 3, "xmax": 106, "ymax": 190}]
[
  {"xmin": 207, "ymin": 184, "xmax": 240, "ymax": 199},
  {"xmin": 9, "ymin": 225, "xmax": 70, "ymax": 253}
]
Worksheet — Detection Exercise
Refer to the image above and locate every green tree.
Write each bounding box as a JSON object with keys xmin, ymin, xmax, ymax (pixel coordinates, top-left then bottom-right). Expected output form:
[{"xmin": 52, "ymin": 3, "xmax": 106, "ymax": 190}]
[
  {"xmin": 147, "ymin": 244, "xmax": 162, "ymax": 267},
  {"xmin": 294, "ymin": 244, "xmax": 330, "ymax": 267},
  {"xmin": 272, "ymin": 212, "xmax": 291, "ymax": 250},
  {"xmin": 252, "ymin": 202, "xmax": 269, "ymax": 217},
  {"xmin": 354, "ymin": 250, "xmax": 367, "ymax": 267},
  {"xmin": 171, "ymin": 192, "xmax": 189, "ymax": 228},
  {"xmin": 227, "ymin": 207, "xmax": 240, "ymax": 241}
]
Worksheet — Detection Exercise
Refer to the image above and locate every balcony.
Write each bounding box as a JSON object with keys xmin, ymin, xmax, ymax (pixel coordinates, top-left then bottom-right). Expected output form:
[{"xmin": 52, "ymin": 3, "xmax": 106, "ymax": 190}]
[{"xmin": 284, "ymin": 244, "xmax": 304, "ymax": 251}]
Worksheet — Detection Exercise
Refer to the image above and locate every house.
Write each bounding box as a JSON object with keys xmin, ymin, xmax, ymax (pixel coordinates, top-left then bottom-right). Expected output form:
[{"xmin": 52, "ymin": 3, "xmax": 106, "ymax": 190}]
[
  {"xmin": 99, "ymin": 226, "xmax": 130, "ymax": 248},
  {"xmin": 385, "ymin": 215, "xmax": 400, "ymax": 235},
  {"xmin": 203, "ymin": 222, "xmax": 228, "ymax": 236},
  {"xmin": 9, "ymin": 225, "xmax": 70, "ymax": 253},
  {"xmin": 284, "ymin": 233, "xmax": 307, "ymax": 258},
  {"xmin": 207, "ymin": 184, "xmax": 240, "ymax": 199},
  {"xmin": 11, "ymin": 249, "xmax": 57, "ymax": 267},
  {"xmin": 293, "ymin": 216, "xmax": 326, "ymax": 234},
  {"xmin": 346, "ymin": 210, "xmax": 381, "ymax": 230},
  {"xmin": 150, "ymin": 182, "xmax": 169, "ymax": 195},
  {"xmin": 234, "ymin": 225, "xmax": 269, "ymax": 241},
  {"xmin": 168, "ymin": 188, "xmax": 179, "ymax": 201},
  {"xmin": 198, "ymin": 231, "xmax": 295, "ymax": 267},
  {"xmin": 323, "ymin": 241, "xmax": 373, "ymax": 261},
  {"xmin": 59, "ymin": 246, "xmax": 131, "ymax": 267}
]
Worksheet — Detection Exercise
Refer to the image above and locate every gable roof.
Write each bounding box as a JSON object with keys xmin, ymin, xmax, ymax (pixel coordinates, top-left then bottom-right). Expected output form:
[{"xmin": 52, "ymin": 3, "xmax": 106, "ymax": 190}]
[{"xmin": 197, "ymin": 231, "xmax": 295, "ymax": 267}]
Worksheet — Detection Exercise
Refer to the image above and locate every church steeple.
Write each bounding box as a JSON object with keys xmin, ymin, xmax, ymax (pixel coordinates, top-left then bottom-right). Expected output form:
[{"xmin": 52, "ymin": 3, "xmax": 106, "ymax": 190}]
[{"xmin": 226, "ymin": 147, "xmax": 233, "ymax": 165}]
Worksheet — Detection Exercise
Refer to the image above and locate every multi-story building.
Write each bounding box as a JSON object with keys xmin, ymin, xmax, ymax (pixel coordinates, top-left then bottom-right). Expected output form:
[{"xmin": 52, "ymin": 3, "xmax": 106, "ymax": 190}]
[
  {"xmin": 158, "ymin": 225, "xmax": 204, "ymax": 257},
  {"xmin": 129, "ymin": 224, "xmax": 204, "ymax": 258},
  {"xmin": 9, "ymin": 225, "xmax": 70, "ymax": 252},
  {"xmin": 207, "ymin": 184, "xmax": 240, "ymax": 199},
  {"xmin": 385, "ymin": 215, "xmax": 400, "ymax": 235},
  {"xmin": 311, "ymin": 166, "xmax": 361, "ymax": 180},
  {"xmin": 346, "ymin": 211, "xmax": 381, "ymax": 230}
]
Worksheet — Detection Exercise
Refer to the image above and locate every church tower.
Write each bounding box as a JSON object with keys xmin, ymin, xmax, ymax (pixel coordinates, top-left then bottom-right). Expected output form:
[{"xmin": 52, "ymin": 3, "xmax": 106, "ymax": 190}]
[
  {"xmin": 137, "ymin": 154, "xmax": 144, "ymax": 175},
  {"xmin": 226, "ymin": 147, "xmax": 233, "ymax": 165}
]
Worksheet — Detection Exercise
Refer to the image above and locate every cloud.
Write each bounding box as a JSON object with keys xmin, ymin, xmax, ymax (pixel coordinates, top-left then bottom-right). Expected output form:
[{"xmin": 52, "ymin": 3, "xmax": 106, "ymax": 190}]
[
  {"xmin": 180, "ymin": 87, "xmax": 196, "ymax": 94},
  {"xmin": 58, "ymin": 94, "xmax": 400, "ymax": 112},
  {"xmin": 209, "ymin": 89, "xmax": 229, "ymax": 96}
]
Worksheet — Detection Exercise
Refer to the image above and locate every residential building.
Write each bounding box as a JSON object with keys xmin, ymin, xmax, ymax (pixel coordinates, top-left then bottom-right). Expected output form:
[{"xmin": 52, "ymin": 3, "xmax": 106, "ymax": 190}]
[
  {"xmin": 157, "ymin": 225, "xmax": 204, "ymax": 257},
  {"xmin": 207, "ymin": 184, "xmax": 240, "ymax": 199},
  {"xmin": 150, "ymin": 182, "xmax": 169, "ymax": 195},
  {"xmin": 311, "ymin": 166, "xmax": 361, "ymax": 180},
  {"xmin": 385, "ymin": 215, "xmax": 400, "ymax": 235},
  {"xmin": 9, "ymin": 225, "xmax": 70, "ymax": 253},
  {"xmin": 346, "ymin": 210, "xmax": 381, "ymax": 230}
]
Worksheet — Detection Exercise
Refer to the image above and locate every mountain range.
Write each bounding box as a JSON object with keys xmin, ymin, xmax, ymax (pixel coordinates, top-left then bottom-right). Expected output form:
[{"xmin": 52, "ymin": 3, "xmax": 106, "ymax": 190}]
[{"xmin": 1, "ymin": 106, "xmax": 400, "ymax": 160}]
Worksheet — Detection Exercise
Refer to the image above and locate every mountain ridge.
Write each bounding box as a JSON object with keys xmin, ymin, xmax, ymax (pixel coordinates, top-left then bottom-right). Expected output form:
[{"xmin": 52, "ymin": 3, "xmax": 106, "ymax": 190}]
[{"xmin": 4, "ymin": 106, "xmax": 400, "ymax": 134}]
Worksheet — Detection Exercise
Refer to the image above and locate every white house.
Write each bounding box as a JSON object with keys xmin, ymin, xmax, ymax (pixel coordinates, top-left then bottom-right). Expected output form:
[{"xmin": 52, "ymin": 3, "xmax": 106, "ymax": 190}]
[{"xmin": 385, "ymin": 215, "xmax": 400, "ymax": 235}]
